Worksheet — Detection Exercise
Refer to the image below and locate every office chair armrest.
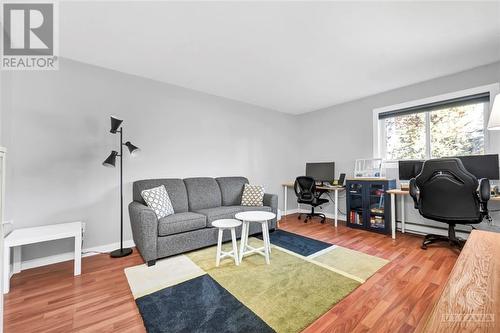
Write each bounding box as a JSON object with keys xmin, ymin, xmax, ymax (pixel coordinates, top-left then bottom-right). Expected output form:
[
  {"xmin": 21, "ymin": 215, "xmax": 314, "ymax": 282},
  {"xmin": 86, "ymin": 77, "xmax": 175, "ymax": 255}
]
[
  {"xmin": 409, "ymin": 178, "xmax": 419, "ymax": 209},
  {"xmin": 478, "ymin": 178, "xmax": 490, "ymax": 216},
  {"xmin": 478, "ymin": 178, "xmax": 490, "ymax": 203},
  {"xmin": 314, "ymin": 188, "xmax": 326, "ymax": 199}
]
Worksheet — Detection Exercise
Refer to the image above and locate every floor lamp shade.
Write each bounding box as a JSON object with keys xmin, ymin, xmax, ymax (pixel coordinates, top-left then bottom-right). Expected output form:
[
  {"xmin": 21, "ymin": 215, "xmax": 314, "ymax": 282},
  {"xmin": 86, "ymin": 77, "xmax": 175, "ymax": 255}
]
[
  {"xmin": 488, "ymin": 93, "xmax": 500, "ymax": 130},
  {"xmin": 102, "ymin": 150, "xmax": 118, "ymax": 167},
  {"xmin": 125, "ymin": 141, "xmax": 140, "ymax": 155},
  {"xmin": 110, "ymin": 116, "xmax": 123, "ymax": 133}
]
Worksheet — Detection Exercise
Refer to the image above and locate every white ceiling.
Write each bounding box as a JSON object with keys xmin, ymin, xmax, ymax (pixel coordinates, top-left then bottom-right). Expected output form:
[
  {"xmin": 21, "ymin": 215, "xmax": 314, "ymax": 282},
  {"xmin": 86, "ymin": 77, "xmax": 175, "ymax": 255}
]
[{"xmin": 60, "ymin": 1, "xmax": 500, "ymax": 114}]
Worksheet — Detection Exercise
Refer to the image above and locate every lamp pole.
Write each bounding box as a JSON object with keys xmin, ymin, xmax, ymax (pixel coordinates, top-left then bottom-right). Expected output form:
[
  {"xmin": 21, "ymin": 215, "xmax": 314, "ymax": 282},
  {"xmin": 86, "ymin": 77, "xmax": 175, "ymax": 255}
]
[
  {"xmin": 110, "ymin": 127, "xmax": 132, "ymax": 258},
  {"xmin": 119, "ymin": 128, "xmax": 123, "ymax": 253}
]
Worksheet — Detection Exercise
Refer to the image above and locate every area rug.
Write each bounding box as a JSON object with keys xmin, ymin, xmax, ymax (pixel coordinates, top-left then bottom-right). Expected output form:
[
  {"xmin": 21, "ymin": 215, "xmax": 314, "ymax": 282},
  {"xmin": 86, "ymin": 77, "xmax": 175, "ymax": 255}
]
[
  {"xmin": 125, "ymin": 233, "xmax": 389, "ymax": 333},
  {"xmin": 256, "ymin": 229, "xmax": 332, "ymax": 256}
]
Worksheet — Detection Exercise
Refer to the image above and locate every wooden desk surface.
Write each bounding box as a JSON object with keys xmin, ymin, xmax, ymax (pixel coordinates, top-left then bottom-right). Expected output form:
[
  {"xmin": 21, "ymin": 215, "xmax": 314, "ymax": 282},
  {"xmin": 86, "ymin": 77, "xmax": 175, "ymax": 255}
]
[
  {"xmin": 387, "ymin": 189, "xmax": 500, "ymax": 201},
  {"xmin": 387, "ymin": 189, "xmax": 410, "ymax": 195},
  {"xmin": 418, "ymin": 230, "xmax": 500, "ymax": 333},
  {"xmin": 282, "ymin": 182, "xmax": 345, "ymax": 191}
]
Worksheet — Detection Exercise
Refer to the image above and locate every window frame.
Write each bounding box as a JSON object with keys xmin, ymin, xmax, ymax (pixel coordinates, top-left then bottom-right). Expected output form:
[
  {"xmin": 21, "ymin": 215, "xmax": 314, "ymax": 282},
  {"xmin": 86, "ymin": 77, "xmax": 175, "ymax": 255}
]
[{"xmin": 373, "ymin": 83, "xmax": 500, "ymax": 163}]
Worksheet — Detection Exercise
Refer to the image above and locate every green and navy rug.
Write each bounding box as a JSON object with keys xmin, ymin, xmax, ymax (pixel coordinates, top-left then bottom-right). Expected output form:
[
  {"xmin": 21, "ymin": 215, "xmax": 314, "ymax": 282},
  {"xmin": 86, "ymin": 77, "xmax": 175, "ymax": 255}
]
[{"xmin": 125, "ymin": 231, "xmax": 389, "ymax": 333}]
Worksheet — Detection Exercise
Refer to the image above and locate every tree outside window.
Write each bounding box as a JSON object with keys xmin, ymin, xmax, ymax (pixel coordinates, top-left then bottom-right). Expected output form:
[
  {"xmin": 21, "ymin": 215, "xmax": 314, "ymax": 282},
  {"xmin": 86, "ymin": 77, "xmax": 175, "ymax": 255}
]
[{"xmin": 382, "ymin": 102, "xmax": 486, "ymax": 160}]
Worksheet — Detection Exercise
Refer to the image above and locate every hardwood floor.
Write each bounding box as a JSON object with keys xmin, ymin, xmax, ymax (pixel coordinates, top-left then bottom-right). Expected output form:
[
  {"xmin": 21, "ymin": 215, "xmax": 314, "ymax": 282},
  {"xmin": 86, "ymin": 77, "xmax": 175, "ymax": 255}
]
[
  {"xmin": 280, "ymin": 215, "xmax": 459, "ymax": 333},
  {"xmin": 4, "ymin": 215, "xmax": 459, "ymax": 333}
]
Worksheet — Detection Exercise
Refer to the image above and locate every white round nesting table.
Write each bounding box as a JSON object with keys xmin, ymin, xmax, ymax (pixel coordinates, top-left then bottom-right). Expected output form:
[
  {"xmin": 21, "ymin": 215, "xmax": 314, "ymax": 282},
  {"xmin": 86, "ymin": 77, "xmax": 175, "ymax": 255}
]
[
  {"xmin": 235, "ymin": 211, "xmax": 276, "ymax": 265},
  {"xmin": 212, "ymin": 219, "xmax": 242, "ymax": 267}
]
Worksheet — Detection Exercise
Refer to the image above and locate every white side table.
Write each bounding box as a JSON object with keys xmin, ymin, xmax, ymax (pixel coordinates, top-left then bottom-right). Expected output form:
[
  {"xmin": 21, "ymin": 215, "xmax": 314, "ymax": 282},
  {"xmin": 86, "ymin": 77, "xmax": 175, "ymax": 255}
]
[
  {"xmin": 212, "ymin": 219, "xmax": 242, "ymax": 267},
  {"xmin": 3, "ymin": 221, "xmax": 82, "ymax": 294},
  {"xmin": 235, "ymin": 211, "xmax": 276, "ymax": 265}
]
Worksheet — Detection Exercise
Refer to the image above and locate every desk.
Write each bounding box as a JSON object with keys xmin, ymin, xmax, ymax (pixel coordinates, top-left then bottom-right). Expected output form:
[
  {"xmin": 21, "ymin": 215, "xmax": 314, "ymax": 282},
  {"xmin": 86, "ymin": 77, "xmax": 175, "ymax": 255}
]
[
  {"xmin": 387, "ymin": 189, "xmax": 500, "ymax": 240},
  {"xmin": 281, "ymin": 182, "xmax": 345, "ymax": 227},
  {"xmin": 3, "ymin": 221, "xmax": 82, "ymax": 294},
  {"xmin": 417, "ymin": 230, "xmax": 500, "ymax": 332}
]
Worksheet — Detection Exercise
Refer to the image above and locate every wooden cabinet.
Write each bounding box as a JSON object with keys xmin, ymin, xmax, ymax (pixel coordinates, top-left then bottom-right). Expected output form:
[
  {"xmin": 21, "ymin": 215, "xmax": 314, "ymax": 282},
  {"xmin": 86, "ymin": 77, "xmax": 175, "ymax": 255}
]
[{"xmin": 346, "ymin": 178, "xmax": 395, "ymax": 234}]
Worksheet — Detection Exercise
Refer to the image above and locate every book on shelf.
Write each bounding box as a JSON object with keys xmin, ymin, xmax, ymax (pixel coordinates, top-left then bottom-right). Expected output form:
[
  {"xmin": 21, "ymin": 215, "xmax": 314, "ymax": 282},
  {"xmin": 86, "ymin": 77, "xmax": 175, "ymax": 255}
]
[{"xmin": 350, "ymin": 211, "xmax": 363, "ymax": 225}]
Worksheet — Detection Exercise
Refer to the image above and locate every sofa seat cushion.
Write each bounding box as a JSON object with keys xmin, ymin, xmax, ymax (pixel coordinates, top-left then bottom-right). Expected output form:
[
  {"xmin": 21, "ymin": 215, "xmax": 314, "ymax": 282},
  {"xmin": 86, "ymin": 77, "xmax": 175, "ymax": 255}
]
[
  {"xmin": 196, "ymin": 206, "xmax": 273, "ymax": 227},
  {"xmin": 158, "ymin": 212, "xmax": 207, "ymax": 236},
  {"xmin": 230, "ymin": 205, "xmax": 272, "ymax": 213},
  {"xmin": 195, "ymin": 206, "xmax": 242, "ymax": 227}
]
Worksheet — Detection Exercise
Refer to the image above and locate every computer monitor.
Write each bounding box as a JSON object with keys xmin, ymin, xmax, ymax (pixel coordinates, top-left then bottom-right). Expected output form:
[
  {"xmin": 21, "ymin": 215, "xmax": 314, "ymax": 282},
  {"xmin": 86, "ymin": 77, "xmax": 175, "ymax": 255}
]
[
  {"xmin": 306, "ymin": 162, "xmax": 335, "ymax": 183},
  {"xmin": 454, "ymin": 154, "xmax": 499, "ymax": 180},
  {"xmin": 398, "ymin": 160, "xmax": 424, "ymax": 180}
]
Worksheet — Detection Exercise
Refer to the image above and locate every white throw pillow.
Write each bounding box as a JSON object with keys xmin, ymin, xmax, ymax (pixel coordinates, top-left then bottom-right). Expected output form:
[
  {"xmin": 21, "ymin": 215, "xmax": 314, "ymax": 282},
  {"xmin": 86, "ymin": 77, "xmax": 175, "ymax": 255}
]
[
  {"xmin": 241, "ymin": 184, "xmax": 265, "ymax": 206},
  {"xmin": 141, "ymin": 185, "xmax": 175, "ymax": 219}
]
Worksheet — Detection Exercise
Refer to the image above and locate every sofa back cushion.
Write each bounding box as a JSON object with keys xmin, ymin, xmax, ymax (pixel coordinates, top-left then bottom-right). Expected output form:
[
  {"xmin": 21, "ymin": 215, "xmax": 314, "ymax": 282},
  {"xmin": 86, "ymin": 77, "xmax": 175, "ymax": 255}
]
[
  {"xmin": 133, "ymin": 179, "xmax": 189, "ymax": 213},
  {"xmin": 216, "ymin": 177, "xmax": 249, "ymax": 206},
  {"xmin": 184, "ymin": 177, "xmax": 222, "ymax": 211}
]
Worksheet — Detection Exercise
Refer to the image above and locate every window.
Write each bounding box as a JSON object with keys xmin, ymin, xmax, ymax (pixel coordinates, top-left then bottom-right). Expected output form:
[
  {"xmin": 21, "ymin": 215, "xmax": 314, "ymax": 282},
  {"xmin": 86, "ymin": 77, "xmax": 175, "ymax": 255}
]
[{"xmin": 378, "ymin": 92, "xmax": 489, "ymax": 161}]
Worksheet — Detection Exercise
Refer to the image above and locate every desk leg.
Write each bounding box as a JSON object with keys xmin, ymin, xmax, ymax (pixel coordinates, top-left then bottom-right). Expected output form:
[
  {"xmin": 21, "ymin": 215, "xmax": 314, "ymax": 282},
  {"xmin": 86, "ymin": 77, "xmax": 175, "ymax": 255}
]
[
  {"xmin": 334, "ymin": 189, "xmax": 338, "ymax": 228},
  {"xmin": 13, "ymin": 246, "xmax": 21, "ymax": 274},
  {"xmin": 401, "ymin": 195, "xmax": 405, "ymax": 234},
  {"xmin": 3, "ymin": 246, "xmax": 10, "ymax": 294},
  {"xmin": 74, "ymin": 233, "xmax": 82, "ymax": 276},
  {"xmin": 391, "ymin": 193, "xmax": 396, "ymax": 240},
  {"xmin": 283, "ymin": 185, "xmax": 287, "ymax": 217}
]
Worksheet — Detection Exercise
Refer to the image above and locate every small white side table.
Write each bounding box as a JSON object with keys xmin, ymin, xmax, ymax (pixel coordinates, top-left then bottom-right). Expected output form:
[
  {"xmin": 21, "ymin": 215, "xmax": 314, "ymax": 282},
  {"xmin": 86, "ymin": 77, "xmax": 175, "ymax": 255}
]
[
  {"xmin": 212, "ymin": 219, "xmax": 242, "ymax": 267},
  {"xmin": 235, "ymin": 211, "xmax": 276, "ymax": 265},
  {"xmin": 3, "ymin": 221, "xmax": 82, "ymax": 294}
]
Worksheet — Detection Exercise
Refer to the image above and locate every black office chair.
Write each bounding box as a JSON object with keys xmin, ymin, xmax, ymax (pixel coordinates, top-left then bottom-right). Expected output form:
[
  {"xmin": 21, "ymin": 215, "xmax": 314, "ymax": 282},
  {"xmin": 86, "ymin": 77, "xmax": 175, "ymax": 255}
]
[
  {"xmin": 409, "ymin": 158, "xmax": 491, "ymax": 250},
  {"xmin": 294, "ymin": 176, "xmax": 329, "ymax": 223}
]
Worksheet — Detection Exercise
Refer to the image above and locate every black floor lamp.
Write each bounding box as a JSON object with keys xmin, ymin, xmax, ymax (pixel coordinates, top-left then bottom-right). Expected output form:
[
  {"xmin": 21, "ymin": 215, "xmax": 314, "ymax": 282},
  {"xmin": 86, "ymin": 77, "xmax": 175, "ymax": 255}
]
[{"xmin": 102, "ymin": 116, "xmax": 140, "ymax": 258}]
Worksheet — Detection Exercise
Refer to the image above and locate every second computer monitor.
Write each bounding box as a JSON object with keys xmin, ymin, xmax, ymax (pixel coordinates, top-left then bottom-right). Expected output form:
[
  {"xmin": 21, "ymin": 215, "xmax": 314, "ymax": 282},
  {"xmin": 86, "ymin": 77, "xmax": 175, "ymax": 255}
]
[
  {"xmin": 455, "ymin": 154, "xmax": 499, "ymax": 180},
  {"xmin": 398, "ymin": 155, "xmax": 500, "ymax": 180},
  {"xmin": 306, "ymin": 162, "xmax": 335, "ymax": 183},
  {"xmin": 398, "ymin": 160, "xmax": 424, "ymax": 180}
]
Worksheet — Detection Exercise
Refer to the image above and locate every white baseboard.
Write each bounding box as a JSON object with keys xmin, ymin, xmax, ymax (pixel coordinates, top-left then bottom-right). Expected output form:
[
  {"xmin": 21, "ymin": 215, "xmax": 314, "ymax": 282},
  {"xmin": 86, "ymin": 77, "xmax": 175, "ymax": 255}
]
[
  {"xmin": 395, "ymin": 221, "xmax": 470, "ymax": 239},
  {"xmin": 20, "ymin": 239, "xmax": 136, "ymax": 271}
]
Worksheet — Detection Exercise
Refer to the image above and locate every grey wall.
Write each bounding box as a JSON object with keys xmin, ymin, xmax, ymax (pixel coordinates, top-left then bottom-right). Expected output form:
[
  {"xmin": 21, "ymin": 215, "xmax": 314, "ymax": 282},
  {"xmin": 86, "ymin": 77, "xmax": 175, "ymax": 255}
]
[
  {"xmin": 0, "ymin": 58, "xmax": 302, "ymax": 261},
  {"xmin": 296, "ymin": 61, "xmax": 500, "ymax": 230}
]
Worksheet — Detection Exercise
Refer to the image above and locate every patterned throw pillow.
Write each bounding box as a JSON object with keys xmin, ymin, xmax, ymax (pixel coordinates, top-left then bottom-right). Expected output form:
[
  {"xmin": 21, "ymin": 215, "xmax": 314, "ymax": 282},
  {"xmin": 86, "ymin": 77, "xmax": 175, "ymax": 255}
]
[
  {"xmin": 241, "ymin": 184, "xmax": 265, "ymax": 206},
  {"xmin": 141, "ymin": 185, "xmax": 175, "ymax": 219}
]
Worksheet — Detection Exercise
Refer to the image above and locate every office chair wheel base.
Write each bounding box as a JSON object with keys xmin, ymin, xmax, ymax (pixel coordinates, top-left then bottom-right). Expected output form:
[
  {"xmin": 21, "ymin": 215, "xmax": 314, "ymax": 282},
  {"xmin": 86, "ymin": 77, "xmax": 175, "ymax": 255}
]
[
  {"xmin": 298, "ymin": 215, "xmax": 301, "ymax": 220},
  {"xmin": 450, "ymin": 239, "xmax": 465, "ymax": 250},
  {"xmin": 421, "ymin": 233, "xmax": 465, "ymax": 251},
  {"xmin": 320, "ymin": 219, "xmax": 325, "ymax": 224}
]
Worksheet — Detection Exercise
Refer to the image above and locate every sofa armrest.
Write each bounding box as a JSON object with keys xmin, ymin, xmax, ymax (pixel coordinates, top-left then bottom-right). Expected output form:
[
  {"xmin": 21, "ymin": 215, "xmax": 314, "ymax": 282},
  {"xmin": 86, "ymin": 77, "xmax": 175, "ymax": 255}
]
[
  {"xmin": 128, "ymin": 201, "xmax": 158, "ymax": 262},
  {"xmin": 263, "ymin": 193, "xmax": 278, "ymax": 229}
]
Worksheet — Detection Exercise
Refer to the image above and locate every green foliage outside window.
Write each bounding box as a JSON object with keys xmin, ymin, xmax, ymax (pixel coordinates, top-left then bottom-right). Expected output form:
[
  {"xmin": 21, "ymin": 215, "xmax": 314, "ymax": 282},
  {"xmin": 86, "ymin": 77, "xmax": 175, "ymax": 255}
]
[
  {"xmin": 383, "ymin": 102, "xmax": 485, "ymax": 160},
  {"xmin": 385, "ymin": 113, "xmax": 426, "ymax": 160}
]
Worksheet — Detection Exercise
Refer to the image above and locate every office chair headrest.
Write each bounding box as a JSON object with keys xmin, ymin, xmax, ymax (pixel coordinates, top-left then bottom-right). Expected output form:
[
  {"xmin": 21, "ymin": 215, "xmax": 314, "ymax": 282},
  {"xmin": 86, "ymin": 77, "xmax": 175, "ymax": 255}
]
[
  {"xmin": 295, "ymin": 176, "xmax": 315, "ymax": 189},
  {"xmin": 416, "ymin": 158, "xmax": 478, "ymax": 188}
]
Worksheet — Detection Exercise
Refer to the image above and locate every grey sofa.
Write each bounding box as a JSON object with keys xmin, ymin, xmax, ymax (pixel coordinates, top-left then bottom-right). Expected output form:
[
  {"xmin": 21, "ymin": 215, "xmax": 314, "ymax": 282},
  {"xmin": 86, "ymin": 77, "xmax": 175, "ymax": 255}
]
[{"xmin": 129, "ymin": 177, "xmax": 278, "ymax": 266}]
